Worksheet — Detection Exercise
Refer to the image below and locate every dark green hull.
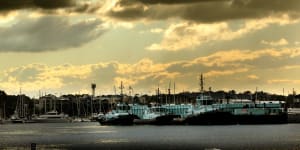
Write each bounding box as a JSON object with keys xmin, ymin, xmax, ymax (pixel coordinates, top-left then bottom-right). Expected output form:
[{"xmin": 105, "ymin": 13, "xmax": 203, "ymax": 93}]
[{"xmin": 184, "ymin": 111, "xmax": 288, "ymax": 125}]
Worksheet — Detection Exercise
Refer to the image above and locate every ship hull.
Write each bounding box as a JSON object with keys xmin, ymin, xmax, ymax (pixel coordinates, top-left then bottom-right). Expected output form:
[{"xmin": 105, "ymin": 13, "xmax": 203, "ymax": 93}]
[
  {"xmin": 11, "ymin": 119, "xmax": 25, "ymax": 123},
  {"xmin": 32, "ymin": 118, "xmax": 70, "ymax": 123},
  {"xmin": 184, "ymin": 111, "xmax": 288, "ymax": 125},
  {"xmin": 98, "ymin": 114, "xmax": 138, "ymax": 125},
  {"xmin": 134, "ymin": 114, "xmax": 182, "ymax": 125}
]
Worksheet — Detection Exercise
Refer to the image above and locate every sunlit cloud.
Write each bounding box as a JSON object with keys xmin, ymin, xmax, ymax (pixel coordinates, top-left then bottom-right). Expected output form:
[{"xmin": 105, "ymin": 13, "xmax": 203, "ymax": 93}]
[
  {"xmin": 267, "ymin": 79, "xmax": 300, "ymax": 84},
  {"xmin": 2, "ymin": 47, "xmax": 299, "ymax": 96},
  {"xmin": 247, "ymin": 75, "xmax": 259, "ymax": 80},
  {"xmin": 0, "ymin": 59, "xmax": 180, "ymax": 95},
  {"xmin": 261, "ymin": 38, "xmax": 289, "ymax": 47},
  {"xmin": 205, "ymin": 68, "xmax": 249, "ymax": 78},
  {"xmin": 280, "ymin": 65, "xmax": 300, "ymax": 70},
  {"xmin": 147, "ymin": 15, "xmax": 298, "ymax": 51},
  {"xmin": 116, "ymin": 58, "xmax": 171, "ymax": 75},
  {"xmin": 150, "ymin": 28, "xmax": 163, "ymax": 33},
  {"xmin": 185, "ymin": 48, "xmax": 300, "ymax": 67}
]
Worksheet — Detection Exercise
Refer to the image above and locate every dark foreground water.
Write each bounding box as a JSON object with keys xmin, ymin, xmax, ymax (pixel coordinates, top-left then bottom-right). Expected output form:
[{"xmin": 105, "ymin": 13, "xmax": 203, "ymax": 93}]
[{"xmin": 0, "ymin": 122, "xmax": 300, "ymax": 150}]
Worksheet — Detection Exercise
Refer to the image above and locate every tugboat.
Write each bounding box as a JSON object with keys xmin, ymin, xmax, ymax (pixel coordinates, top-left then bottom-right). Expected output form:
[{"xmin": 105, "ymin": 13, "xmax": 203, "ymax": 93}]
[
  {"xmin": 133, "ymin": 105, "xmax": 182, "ymax": 125},
  {"xmin": 97, "ymin": 82, "xmax": 139, "ymax": 125}
]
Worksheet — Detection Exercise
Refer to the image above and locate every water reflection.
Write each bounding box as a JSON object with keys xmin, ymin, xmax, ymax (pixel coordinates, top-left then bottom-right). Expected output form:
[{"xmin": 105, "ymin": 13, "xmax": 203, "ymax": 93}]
[
  {"xmin": 0, "ymin": 123, "xmax": 300, "ymax": 150},
  {"xmin": 95, "ymin": 139, "xmax": 129, "ymax": 144}
]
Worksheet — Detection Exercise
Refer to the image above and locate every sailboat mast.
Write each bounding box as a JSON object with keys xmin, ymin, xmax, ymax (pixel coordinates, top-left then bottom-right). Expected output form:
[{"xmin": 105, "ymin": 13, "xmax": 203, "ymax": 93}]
[
  {"xmin": 44, "ymin": 93, "xmax": 47, "ymax": 114},
  {"xmin": 113, "ymin": 85, "xmax": 116, "ymax": 109},
  {"xmin": 19, "ymin": 88, "xmax": 23, "ymax": 118},
  {"xmin": 33, "ymin": 98, "xmax": 35, "ymax": 115},
  {"xmin": 157, "ymin": 84, "xmax": 160, "ymax": 105},
  {"xmin": 157, "ymin": 84, "xmax": 160, "ymax": 114},
  {"xmin": 54, "ymin": 95, "xmax": 56, "ymax": 111},
  {"xmin": 60, "ymin": 98, "xmax": 62, "ymax": 114},
  {"xmin": 77, "ymin": 96, "xmax": 80, "ymax": 117},
  {"xmin": 167, "ymin": 81, "xmax": 171, "ymax": 104},
  {"xmin": 173, "ymin": 82, "xmax": 176, "ymax": 104},
  {"xmin": 255, "ymin": 87, "xmax": 258, "ymax": 102},
  {"xmin": 91, "ymin": 83, "xmax": 96, "ymax": 116}
]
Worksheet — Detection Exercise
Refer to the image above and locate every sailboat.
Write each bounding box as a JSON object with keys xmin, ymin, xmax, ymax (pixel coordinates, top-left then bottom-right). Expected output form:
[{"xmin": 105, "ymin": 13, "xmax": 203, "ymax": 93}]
[
  {"xmin": 72, "ymin": 95, "xmax": 91, "ymax": 122},
  {"xmin": 11, "ymin": 93, "xmax": 26, "ymax": 123}
]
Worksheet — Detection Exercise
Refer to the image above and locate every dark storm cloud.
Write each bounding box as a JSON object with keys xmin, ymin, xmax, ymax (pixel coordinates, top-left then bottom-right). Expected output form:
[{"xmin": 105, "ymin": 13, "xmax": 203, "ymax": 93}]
[
  {"xmin": 0, "ymin": 16, "xmax": 106, "ymax": 52},
  {"xmin": 70, "ymin": 3, "xmax": 102, "ymax": 13},
  {"xmin": 108, "ymin": 0, "xmax": 300, "ymax": 22},
  {"xmin": 0, "ymin": 0, "xmax": 75, "ymax": 12},
  {"xmin": 117, "ymin": 0, "xmax": 226, "ymax": 6},
  {"xmin": 0, "ymin": 0, "xmax": 107, "ymax": 16}
]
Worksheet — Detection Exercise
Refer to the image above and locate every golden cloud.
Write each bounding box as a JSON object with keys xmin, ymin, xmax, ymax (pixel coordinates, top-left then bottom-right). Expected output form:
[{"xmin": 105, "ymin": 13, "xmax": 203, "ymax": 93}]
[
  {"xmin": 205, "ymin": 68, "xmax": 249, "ymax": 78},
  {"xmin": 247, "ymin": 75, "xmax": 259, "ymax": 80},
  {"xmin": 116, "ymin": 58, "xmax": 171, "ymax": 75},
  {"xmin": 147, "ymin": 15, "xmax": 299, "ymax": 51},
  {"xmin": 261, "ymin": 38, "xmax": 289, "ymax": 47},
  {"xmin": 1, "ymin": 47, "xmax": 300, "ymax": 95},
  {"xmin": 280, "ymin": 65, "xmax": 300, "ymax": 70},
  {"xmin": 267, "ymin": 79, "xmax": 300, "ymax": 84},
  {"xmin": 185, "ymin": 48, "xmax": 300, "ymax": 67}
]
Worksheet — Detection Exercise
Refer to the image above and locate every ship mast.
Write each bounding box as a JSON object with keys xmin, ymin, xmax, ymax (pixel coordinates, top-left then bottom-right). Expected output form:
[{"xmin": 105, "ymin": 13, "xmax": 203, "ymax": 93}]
[
  {"xmin": 173, "ymin": 82, "xmax": 176, "ymax": 104},
  {"xmin": 167, "ymin": 81, "xmax": 171, "ymax": 105},
  {"xmin": 157, "ymin": 84, "xmax": 160, "ymax": 105}
]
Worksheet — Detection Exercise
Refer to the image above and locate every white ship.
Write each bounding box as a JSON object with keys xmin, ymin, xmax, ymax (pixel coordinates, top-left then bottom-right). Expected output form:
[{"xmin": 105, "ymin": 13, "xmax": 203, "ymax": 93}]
[{"xmin": 33, "ymin": 110, "xmax": 70, "ymax": 123}]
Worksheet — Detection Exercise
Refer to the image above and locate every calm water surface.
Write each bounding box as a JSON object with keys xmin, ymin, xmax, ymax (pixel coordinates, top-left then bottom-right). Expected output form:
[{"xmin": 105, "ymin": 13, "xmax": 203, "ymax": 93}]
[{"xmin": 0, "ymin": 122, "xmax": 300, "ymax": 150}]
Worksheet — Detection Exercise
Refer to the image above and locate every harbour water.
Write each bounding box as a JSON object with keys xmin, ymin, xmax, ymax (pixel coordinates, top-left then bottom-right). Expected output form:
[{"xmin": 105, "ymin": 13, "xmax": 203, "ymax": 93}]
[{"xmin": 0, "ymin": 123, "xmax": 300, "ymax": 150}]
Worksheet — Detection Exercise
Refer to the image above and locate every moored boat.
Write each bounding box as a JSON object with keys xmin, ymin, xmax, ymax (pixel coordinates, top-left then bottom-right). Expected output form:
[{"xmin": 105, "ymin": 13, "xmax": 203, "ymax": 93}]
[
  {"xmin": 184, "ymin": 94, "xmax": 288, "ymax": 125},
  {"xmin": 185, "ymin": 74, "xmax": 288, "ymax": 125},
  {"xmin": 98, "ymin": 112, "xmax": 138, "ymax": 125},
  {"xmin": 97, "ymin": 103, "xmax": 138, "ymax": 125},
  {"xmin": 32, "ymin": 110, "xmax": 70, "ymax": 123},
  {"xmin": 132, "ymin": 105, "xmax": 184, "ymax": 125}
]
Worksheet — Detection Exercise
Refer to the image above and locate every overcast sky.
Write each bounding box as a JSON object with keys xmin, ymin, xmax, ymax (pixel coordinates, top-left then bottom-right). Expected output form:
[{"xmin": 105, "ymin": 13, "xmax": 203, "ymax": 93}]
[{"xmin": 0, "ymin": 0, "xmax": 300, "ymax": 97}]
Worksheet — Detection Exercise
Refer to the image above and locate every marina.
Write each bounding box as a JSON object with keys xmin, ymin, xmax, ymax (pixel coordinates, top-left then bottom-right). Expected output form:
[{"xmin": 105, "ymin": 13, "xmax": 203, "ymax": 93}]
[
  {"xmin": 94, "ymin": 75, "xmax": 290, "ymax": 126},
  {"xmin": 1, "ymin": 0, "xmax": 300, "ymax": 149}
]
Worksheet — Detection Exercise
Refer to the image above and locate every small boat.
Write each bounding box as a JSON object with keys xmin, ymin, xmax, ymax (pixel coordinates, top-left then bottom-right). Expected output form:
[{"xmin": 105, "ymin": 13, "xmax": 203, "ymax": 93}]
[
  {"xmin": 10, "ymin": 111, "xmax": 25, "ymax": 123},
  {"xmin": 33, "ymin": 110, "xmax": 70, "ymax": 123}
]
